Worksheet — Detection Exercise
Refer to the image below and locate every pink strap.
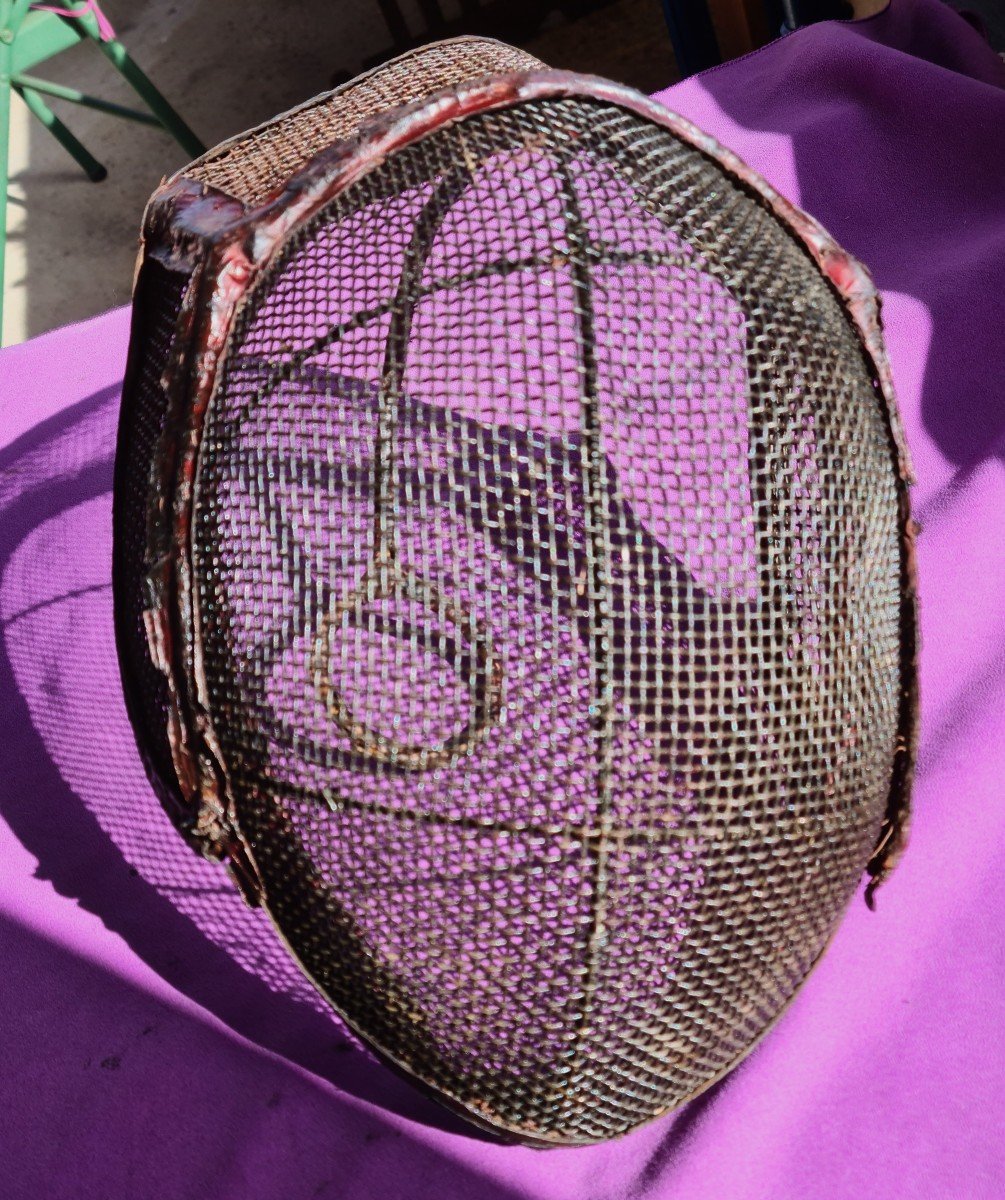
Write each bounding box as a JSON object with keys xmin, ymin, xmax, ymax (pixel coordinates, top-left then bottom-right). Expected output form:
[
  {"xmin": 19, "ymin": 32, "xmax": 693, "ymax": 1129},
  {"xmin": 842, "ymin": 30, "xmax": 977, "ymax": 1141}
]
[{"xmin": 31, "ymin": 0, "xmax": 116, "ymax": 42}]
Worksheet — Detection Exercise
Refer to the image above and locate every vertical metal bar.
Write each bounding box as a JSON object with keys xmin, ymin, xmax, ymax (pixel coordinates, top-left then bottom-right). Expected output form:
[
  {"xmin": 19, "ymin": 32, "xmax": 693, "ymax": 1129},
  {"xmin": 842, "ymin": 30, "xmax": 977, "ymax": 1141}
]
[
  {"xmin": 373, "ymin": 166, "xmax": 472, "ymax": 571},
  {"xmin": 555, "ymin": 154, "xmax": 617, "ymax": 1097},
  {"xmin": 0, "ymin": 31, "xmax": 11, "ymax": 335},
  {"xmin": 6, "ymin": 1, "xmax": 35, "ymax": 33},
  {"xmin": 374, "ymin": 0, "xmax": 410, "ymax": 48},
  {"xmin": 660, "ymin": 0, "xmax": 722, "ymax": 77},
  {"xmin": 415, "ymin": 0, "xmax": 447, "ymax": 35}
]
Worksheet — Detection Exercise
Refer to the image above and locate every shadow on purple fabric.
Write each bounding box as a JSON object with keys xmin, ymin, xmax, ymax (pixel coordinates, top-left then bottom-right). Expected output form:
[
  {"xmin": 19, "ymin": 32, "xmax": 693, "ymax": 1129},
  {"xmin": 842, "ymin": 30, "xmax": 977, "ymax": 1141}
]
[
  {"xmin": 688, "ymin": 0, "xmax": 1005, "ymax": 471},
  {"xmin": 0, "ymin": 380, "xmax": 519, "ymax": 1141},
  {"xmin": 0, "ymin": 378, "xmax": 721, "ymax": 1186}
]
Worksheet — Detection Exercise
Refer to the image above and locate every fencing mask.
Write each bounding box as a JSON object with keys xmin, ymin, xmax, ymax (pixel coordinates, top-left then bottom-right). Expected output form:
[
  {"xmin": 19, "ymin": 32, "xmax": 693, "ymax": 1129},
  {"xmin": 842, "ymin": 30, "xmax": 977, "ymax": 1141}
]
[{"xmin": 113, "ymin": 36, "xmax": 917, "ymax": 1145}]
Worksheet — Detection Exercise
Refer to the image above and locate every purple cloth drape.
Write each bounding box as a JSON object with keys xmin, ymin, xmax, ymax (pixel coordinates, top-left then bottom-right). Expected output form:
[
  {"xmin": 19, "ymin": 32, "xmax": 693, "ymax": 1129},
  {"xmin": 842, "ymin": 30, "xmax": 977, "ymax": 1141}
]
[{"xmin": 1, "ymin": 0, "xmax": 1002, "ymax": 1195}]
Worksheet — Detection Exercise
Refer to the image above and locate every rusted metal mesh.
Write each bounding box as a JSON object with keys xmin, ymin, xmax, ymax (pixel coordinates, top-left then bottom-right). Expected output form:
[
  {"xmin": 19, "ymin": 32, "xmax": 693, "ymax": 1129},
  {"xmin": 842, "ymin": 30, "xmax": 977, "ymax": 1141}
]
[
  {"xmin": 114, "ymin": 41, "xmax": 915, "ymax": 1146},
  {"xmin": 186, "ymin": 37, "xmax": 541, "ymax": 208}
]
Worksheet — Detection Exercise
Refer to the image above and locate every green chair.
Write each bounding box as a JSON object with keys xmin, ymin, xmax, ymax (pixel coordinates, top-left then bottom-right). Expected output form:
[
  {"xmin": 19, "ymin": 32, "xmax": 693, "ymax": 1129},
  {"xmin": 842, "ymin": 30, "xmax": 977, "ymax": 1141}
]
[{"xmin": 0, "ymin": 0, "xmax": 205, "ymax": 332}]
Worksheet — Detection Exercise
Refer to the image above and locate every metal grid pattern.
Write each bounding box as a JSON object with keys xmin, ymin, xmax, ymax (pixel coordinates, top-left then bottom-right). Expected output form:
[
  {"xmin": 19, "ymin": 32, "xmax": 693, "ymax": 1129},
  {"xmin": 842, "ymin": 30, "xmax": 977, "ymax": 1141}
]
[
  {"xmin": 180, "ymin": 95, "xmax": 906, "ymax": 1143},
  {"xmin": 186, "ymin": 37, "xmax": 541, "ymax": 209}
]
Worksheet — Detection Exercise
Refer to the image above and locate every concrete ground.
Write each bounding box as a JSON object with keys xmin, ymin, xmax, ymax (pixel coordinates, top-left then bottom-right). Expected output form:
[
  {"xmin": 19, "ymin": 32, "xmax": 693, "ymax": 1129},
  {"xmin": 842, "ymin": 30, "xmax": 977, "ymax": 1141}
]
[
  {"xmin": 1, "ymin": 0, "xmax": 677, "ymax": 344},
  {"xmin": 2, "ymin": 0, "xmax": 998, "ymax": 345}
]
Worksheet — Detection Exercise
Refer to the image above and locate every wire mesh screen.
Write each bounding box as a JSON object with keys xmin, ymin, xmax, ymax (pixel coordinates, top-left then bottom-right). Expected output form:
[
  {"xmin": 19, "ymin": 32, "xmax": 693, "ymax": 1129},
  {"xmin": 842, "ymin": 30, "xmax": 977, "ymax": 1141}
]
[
  {"xmin": 115, "ymin": 46, "xmax": 915, "ymax": 1147},
  {"xmin": 186, "ymin": 38, "xmax": 541, "ymax": 208}
]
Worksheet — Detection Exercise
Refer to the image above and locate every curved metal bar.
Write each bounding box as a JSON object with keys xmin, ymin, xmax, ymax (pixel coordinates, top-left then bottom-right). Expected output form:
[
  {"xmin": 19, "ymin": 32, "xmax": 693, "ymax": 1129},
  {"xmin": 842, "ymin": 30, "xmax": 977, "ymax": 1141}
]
[
  {"xmin": 311, "ymin": 563, "xmax": 502, "ymax": 770},
  {"xmin": 313, "ymin": 162, "xmax": 504, "ymax": 770},
  {"xmin": 550, "ymin": 148, "xmax": 618, "ymax": 1099}
]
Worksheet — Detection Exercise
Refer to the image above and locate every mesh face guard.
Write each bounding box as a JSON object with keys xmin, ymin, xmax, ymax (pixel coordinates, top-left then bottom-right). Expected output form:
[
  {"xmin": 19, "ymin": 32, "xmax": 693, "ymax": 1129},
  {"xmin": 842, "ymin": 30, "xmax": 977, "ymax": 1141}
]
[{"xmin": 113, "ymin": 36, "xmax": 918, "ymax": 1146}]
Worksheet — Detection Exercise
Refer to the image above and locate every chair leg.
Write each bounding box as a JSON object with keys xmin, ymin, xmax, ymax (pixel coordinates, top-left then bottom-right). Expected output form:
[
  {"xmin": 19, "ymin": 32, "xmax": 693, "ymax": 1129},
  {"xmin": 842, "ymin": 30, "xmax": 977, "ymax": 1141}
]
[
  {"xmin": 14, "ymin": 83, "xmax": 107, "ymax": 181},
  {"xmin": 0, "ymin": 54, "xmax": 11, "ymax": 338},
  {"xmin": 95, "ymin": 38, "xmax": 205, "ymax": 159}
]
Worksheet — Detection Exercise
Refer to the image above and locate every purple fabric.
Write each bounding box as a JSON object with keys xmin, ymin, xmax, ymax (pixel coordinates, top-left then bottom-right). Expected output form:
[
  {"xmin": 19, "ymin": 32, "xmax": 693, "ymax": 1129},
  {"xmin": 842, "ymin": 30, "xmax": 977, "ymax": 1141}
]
[{"xmin": 1, "ymin": 0, "xmax": 1002, "ymax": 1194}]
